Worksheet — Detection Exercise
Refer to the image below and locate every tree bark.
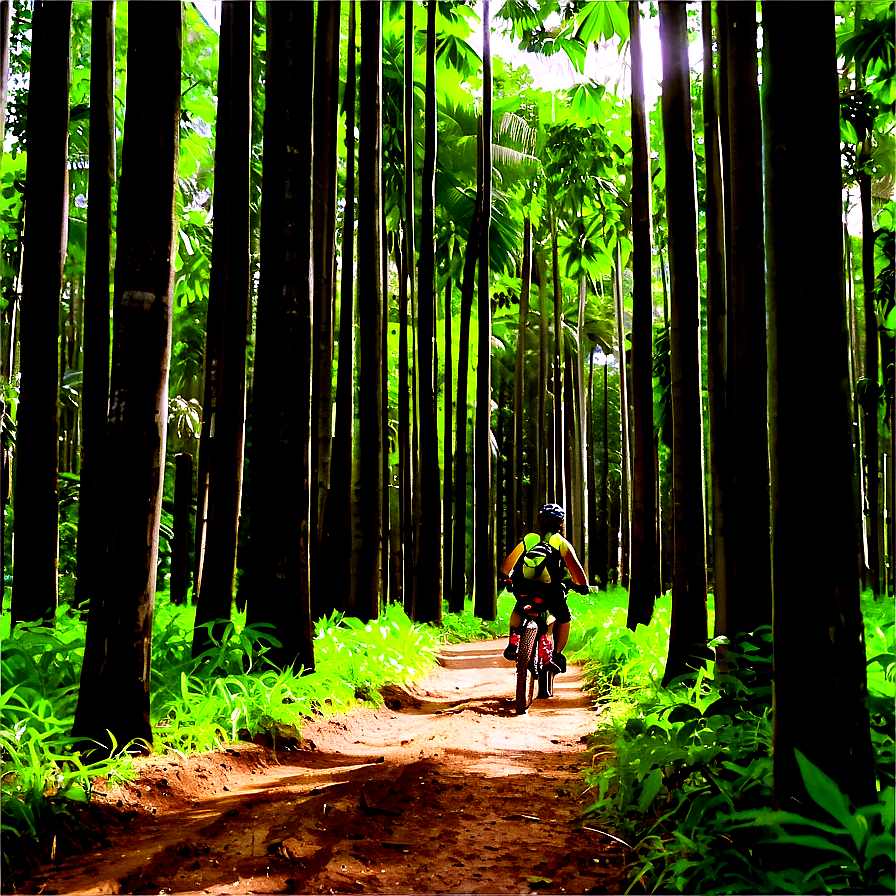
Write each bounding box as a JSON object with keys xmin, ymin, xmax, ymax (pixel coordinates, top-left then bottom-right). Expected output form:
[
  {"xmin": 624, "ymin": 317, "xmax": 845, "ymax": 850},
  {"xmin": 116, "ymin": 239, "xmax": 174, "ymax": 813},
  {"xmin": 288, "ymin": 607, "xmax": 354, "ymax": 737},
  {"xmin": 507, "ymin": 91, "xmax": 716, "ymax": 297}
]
[
  {"xmin": 659, "ymin": 1, "xmax": 708, "ymax": 686},
  {"xmin": 171, "ymin": 452, "xmax": 193, "ymax": 606},
  {"xmin": 415, "ymin": 0, "xmax": 441, "ymax": 623},
  {"xmin": 310, "ymin": 0, "xmax": 340, "ymax": 612},
  {"xmin": 353, "ymin": 0, "xmax": 384, "ymax": 621},
  {"xmin": 550, "ymin": 212, "xmax": 564, "ymax": 505},
  {"xmin": 192, "ymin": 1, "xmax": 252, "ymax": 655},
  {"xmin": 442, "ymin": 277, "xmax": 454, "ymax": 606},
  {"xmin": 627, "ymin": 0, "xmax": 657, "ymax": 627},
  {"xmin": 701, "ymin": 0, "xmax": 728, "ymax": 641},
  {"xmin": 73, "ymin": 0, "xmax": 114, "ymax": 612},
  {"xmin": 11, "ymin": 1, "xmax": 71, "ymax": 627},
  {"xmin": 328, "ymin": 0, "xmax": 357, "ymax": 617},
  {"xmin": 72, "ymin": 1, "xmax": 180, "ymax": 753},
  {"xmin": 614, "ymin": 246, "xmax": 631, "ymax": 591},
  {"xmin": 512, "ymin": 218, "xmax": 532, "ymax": 549},
  {"xmin": 474, "ymin": 1, "xmax": 495, "ymax": 621},
  {"xmin": 246, "ymin": 1, "xmax": 316, "ymax": 668},
  {"xmin": 764, "ymin": 0, "xmax": 875, "ymax": 809},
  {"xmin": 724, "ymin": 1, "xmax": 771, "ymax": 636}
]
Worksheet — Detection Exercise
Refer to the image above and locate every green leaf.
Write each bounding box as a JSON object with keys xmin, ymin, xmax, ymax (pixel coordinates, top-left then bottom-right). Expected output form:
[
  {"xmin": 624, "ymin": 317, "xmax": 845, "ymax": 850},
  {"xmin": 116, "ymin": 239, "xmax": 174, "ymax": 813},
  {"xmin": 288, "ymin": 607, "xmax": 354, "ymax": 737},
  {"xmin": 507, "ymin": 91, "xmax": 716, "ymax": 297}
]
[
  {"xmin": 638, "ymin": 767, "xmax": 664, "ymax": 811},
  {"xmin": 840, "ymin": 117, "xmax": 860, "ymax": 143},
  {"xmin": 527, "ymin": 876, "xmax": 553, "ymax": 885},
  {"xmin": 795, "ymin": 749, "xmax": 856, "ymax": 831}
]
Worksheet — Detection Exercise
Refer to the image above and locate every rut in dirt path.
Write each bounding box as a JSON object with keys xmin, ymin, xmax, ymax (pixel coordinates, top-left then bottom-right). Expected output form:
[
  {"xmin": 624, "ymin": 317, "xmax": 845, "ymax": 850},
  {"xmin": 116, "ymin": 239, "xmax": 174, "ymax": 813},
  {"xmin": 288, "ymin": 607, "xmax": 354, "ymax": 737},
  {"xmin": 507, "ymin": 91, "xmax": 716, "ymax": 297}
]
[{"xmin": 13, "ymin": 640, "xmax": 628, "ymax": 896}]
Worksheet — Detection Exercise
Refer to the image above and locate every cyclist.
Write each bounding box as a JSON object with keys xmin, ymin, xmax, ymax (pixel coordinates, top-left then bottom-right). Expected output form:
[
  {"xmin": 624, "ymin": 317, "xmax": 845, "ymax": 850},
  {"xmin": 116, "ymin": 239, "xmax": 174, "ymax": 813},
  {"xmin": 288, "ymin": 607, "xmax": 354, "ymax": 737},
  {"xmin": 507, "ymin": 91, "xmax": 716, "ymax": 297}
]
[{"xmin": 499, "ymin": 503, "xmax": 589, "ymax": 674}]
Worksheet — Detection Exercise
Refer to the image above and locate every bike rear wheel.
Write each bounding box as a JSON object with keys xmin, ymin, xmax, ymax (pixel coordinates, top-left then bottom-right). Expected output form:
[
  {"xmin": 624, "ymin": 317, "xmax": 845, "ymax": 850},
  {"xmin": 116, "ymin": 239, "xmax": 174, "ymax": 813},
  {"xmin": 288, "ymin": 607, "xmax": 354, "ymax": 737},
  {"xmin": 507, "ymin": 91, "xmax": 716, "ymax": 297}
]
[{"xmin": 515, "ymin": 623, "xmax": 538, "ymax": 714}]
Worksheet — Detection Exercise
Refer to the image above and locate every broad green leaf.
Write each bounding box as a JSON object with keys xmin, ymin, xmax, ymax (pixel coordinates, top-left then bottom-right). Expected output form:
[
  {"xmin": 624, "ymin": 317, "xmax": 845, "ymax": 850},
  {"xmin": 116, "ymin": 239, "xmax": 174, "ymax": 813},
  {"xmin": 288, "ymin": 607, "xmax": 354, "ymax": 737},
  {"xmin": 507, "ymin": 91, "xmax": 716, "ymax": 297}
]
[
  {"xmin": 795, "ymin": 749, "xmax": 856, "ymax": 832},
  {"xmin": 638, "ymin": 767, "xmax": 664, "ymax": 811}
]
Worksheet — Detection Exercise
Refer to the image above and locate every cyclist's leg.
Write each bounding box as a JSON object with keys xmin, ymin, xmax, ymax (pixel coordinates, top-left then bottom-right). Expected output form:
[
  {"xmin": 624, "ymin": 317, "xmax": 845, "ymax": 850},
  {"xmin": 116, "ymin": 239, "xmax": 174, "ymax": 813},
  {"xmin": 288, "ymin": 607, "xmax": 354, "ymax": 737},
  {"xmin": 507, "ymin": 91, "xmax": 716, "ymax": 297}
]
[
  {"xmin": 549, "ymin": 589, "xmax": 573, "ymax": 672},
  {"xmin": 503, "ymin": 607, "xmax": 523, "ymax": 660}
]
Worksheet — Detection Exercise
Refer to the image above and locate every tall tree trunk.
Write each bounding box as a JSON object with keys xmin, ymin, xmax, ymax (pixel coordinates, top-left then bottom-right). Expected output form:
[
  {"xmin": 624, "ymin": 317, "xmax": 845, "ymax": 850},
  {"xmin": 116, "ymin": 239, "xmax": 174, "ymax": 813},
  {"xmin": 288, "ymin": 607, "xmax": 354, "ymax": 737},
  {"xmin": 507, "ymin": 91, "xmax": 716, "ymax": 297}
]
[
  {"xmin": 354, "ymin": 0, "xmax": 384, "ymax": 621},
  {"xmin": 192, "ymin": 1, "xmax": 252, "ymax": 655},
  {"xmin": 550, "ymin": 211, "xmax": 564, "ymax": 505},
  {"xmin": 764, "ymin": 0, "xmax": 875, "ymax": 810},
  {"xmin": 536, "ymin": 250, "xmax": 549, "ymax": 509},
  {"xmin": 398, "ymin": 238, "xmax": 411, "ymax": 612},
  {"xmin": 598, "ymin": 359, "xmax": 610, "ymax": 589},
  {"xmin": 474, "ymin": 1, "xmax": 495, "ymax": 621},
  {"xmin": 415, "ymin": 0, "xmax": 441, "ymax": 623},
  {"xmin": 614, "ymin": 245, "xmax": 631, "ymax": 591},
  {"xmin": 701, "ymin": 0, "xmax": 728, "ymax": 641},
  {"xmin": 72, "ymin": 2, "xmax": 180, "ymax": 754},
  {"xmin": 512, "ymin": 218, "xmax": 532, "ymax": 549},
  {"xmin": 328, "ymin": 0, "xmax": 357, "ymax": 616},
  {"xmin": 627, "ymin": 0, "xmax": 657, "ymax": 627},
  {"xmin": 246, "ymin": 1, "xmax": 316, "ymax": 668},
  {"xmin": 74, "ymin": 0, "xmax": 114, "ymax": 612},
  {"xmin": 858, "ymin": 165, "xmax": 880, "ymax": 595},
  {"xmin": 586, "ymin": 346, "xmax": 597, "ymax": 584},
  {"xmin": 171, "ymin": 452, "xmax": 192, "ymax": 606},
  {"xmin": 11, "ymin": 1, "xmax": 71, "ymax": 627},
  {"xmin": 659, "ymin": 1, "xmax": 708, "ymax": 686},
  {"xmin": 724, "ymin": 1, "xmax": 771, "ymax": 636},
  {"xmin": 310, "ymin": 0, "xmax": 340, "ymax": 613},
  {"xmin": 442, "ymin": 278, "xmax": 454, "ymax": 607}
]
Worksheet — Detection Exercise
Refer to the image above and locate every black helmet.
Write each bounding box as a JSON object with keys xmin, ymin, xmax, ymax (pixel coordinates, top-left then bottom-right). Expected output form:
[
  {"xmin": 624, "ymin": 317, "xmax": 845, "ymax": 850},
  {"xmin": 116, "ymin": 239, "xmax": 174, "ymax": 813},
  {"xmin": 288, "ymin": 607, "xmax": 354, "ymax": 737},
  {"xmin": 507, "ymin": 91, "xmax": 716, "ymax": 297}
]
[{"xmin": 538, "ymin": 503, "xmax": 565, "ymax": 522}]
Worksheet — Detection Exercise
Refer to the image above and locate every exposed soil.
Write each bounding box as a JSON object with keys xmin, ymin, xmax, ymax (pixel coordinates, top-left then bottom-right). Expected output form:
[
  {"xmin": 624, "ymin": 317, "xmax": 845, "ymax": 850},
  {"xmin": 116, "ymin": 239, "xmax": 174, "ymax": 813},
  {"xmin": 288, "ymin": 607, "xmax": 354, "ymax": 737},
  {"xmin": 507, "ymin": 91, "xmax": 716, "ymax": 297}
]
[{"xmin": 9, "ymin": 640, "xmax": 628, "ymax": 896}]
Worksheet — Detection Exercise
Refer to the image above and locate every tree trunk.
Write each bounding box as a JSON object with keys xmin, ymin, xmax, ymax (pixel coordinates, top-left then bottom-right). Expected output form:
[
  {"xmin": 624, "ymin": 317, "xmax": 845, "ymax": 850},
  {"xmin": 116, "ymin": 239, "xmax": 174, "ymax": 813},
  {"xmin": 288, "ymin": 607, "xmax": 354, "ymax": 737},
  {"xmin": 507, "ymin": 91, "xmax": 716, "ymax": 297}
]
[
  {"xmin": 171, "ymin": 452, "xmax": 192, "ymax": 606},
  {"xmin": 73, "ymin": 0, "xmax": 114, "ymax": 612},
  {"xmin": 614, "ymin": 245, "xmax": 631, "ymax": 591},
  {"xmin": 550, "ymin": 212, "xmax": 564, "ymax": 505},
  {"xmin": 598, "ymin": 359, "xmax": 610, "ymax": 589},
  {"xmin": 246, "ymin": 1, "xmax": 316, "ymax": 668},
  {"xmin": 310, "ymin": 0, "xmax": 340, "ymax": 610},
  {"xmin": 764, "ymin": 0, "xmax": 875, "ymax": 809},
  {"xmin": 511, "ymin": 218, "xmax": 532, "ymax": 550},
  {"xmin": 442, "ymin": 277, "xmax": 454, "ymax": 607},
  {"xmin": 724, "ymin": 1, "xmax": 771, "ymax": 636},
  {"xmin": 353, "ymin": 0, "xmax": 384, "ymax": 621},
  {"xmin": 415, "ymin": 0, "xmax": 441, "ymax": 623},
  {"xmin": 327, "ymin": 0, "xmax": 357, "ymax": 617},
  {"xmin": 586, "ymin": 346, "xmax": 597, "ymax": 584},
  {"xmin": 659, "ymin": 1, "xmax": 708, "ymax": 686},
  {"xmin": 474, "ymin": 1, "xmax": 495, "ymax": 621},
  {"xmin": 701, "ymin": 0, "xmax": 728, "ymax": 641},
  {"xmin": 536, "ymin": 250, "xmax": 549, "ymax": 509},
  {"xmin": 72, "ymin": 1, "xmax": 180, "ymax": 754},
  {"xmin": 627, "ymin": 0, "xmax": 657, "ymax": 627},
  {"xmin": 11, "ymin": 1, "xmax": 71, "ymax": 627},
  {"xmin": 192, "ymin": 1, "xmax": 252, "ymax": 655},
  {"xmin": 859, "ymin": 168, "xmax": 880, "ymax": 595}
]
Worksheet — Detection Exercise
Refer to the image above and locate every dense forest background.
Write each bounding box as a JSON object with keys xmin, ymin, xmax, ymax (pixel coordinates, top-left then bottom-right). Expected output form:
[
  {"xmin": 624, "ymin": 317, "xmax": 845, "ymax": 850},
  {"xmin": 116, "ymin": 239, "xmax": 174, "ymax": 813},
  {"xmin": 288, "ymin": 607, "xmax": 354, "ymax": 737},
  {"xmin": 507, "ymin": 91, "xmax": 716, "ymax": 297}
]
[{"xmin": 0, "ymin": 0, "xmax": 894, "ymax": 882}]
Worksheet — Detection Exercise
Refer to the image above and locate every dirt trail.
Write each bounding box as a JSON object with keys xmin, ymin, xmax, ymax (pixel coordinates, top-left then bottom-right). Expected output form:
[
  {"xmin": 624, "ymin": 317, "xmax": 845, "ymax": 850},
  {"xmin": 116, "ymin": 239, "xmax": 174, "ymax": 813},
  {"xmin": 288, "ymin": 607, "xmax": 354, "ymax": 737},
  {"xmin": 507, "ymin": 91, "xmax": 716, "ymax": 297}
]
[{"xmin": 12, "ymin": 640, "xmax": 627, "ymax": 896}]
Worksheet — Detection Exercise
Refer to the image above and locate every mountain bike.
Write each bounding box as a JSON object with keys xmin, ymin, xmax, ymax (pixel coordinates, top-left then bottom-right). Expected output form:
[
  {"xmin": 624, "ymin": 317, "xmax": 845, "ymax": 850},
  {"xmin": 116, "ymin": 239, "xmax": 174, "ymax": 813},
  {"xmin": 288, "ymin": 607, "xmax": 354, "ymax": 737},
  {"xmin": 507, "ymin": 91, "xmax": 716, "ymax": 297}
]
[{"xmin": 513, "ymin": 595, "xmax": 557, "ymax": 715}]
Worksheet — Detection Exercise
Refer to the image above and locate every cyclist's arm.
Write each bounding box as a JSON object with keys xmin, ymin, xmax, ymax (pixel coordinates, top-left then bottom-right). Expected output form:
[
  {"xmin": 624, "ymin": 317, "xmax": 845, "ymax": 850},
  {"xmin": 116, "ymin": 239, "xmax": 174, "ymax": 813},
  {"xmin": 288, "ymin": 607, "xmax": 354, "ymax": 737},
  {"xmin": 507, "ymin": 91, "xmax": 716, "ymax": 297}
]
[
  {"xmin": 559, "ymin": 542, "xmax": 588, "ymax": 587},
  {"xmin": 500, "ymin": 542, "xmax": 525, "ymax": 575}
]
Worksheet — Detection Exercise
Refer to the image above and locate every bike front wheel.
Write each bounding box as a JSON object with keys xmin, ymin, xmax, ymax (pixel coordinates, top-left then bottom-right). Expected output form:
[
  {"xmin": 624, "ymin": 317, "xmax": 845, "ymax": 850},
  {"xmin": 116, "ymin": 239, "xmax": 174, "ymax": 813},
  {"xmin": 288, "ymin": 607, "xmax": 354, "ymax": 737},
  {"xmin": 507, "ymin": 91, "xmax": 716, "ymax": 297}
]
[{"xmin": 515, "ymin": 622, "xmax": 538, "ymax": 714}]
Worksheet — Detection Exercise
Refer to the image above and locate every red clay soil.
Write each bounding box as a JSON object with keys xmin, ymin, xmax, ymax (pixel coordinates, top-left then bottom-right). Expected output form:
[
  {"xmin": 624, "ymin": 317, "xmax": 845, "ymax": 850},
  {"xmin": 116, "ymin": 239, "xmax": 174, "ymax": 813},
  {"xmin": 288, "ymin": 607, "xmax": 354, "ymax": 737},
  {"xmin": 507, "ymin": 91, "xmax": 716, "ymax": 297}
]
[{"xmin": 9, "ymin": 640, "xmax": 629, "ymax": 896}]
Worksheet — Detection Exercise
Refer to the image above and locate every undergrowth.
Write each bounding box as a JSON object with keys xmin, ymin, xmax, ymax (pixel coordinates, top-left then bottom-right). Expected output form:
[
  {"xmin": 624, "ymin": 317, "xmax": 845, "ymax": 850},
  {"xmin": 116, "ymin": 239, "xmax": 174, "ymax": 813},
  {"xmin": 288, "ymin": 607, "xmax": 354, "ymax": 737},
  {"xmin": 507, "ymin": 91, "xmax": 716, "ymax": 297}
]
[
  {"xmin": 0, "ymin": 598, "xmax": 450, "ymax": 876},
  {"xmin": 568, "ymin": 590, "xmax": 896, "ymax": 895}
]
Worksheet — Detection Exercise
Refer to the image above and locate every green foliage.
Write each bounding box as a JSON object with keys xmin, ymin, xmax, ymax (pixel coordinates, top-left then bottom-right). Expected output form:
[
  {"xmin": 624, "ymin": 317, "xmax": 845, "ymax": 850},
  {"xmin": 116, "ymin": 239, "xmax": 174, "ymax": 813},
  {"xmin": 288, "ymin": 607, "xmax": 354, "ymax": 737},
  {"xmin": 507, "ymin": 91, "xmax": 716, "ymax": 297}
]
[{"xmin": 572, "ymin": 592, "xmax": 895, "ymax": 894}]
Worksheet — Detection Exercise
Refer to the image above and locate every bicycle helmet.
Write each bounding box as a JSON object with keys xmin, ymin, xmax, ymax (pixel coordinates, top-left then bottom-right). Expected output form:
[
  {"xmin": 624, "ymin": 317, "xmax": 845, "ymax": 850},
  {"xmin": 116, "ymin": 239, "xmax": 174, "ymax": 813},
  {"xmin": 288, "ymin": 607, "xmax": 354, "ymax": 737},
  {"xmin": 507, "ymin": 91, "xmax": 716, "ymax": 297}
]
[{"xmin": 538, "ymin": 503, "xmax": 565, "ymax": 522}]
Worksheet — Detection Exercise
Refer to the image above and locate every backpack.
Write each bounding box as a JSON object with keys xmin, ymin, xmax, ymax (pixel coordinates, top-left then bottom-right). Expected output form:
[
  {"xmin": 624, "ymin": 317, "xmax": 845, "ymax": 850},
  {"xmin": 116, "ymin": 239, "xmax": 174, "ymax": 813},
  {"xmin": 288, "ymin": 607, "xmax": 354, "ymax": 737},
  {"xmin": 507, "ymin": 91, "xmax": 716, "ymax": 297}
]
[{"xmin": 513, "ymin": 534, "xmax": 564, "ymax": 585}]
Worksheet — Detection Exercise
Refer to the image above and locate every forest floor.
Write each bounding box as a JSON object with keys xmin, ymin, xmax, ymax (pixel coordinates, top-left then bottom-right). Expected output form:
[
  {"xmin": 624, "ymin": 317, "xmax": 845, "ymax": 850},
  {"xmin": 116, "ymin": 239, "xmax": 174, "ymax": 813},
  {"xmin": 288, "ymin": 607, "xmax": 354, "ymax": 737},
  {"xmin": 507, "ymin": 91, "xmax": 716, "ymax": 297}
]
[{"xmin": 10, "ymin": 640, "xmax": 629, "ymax": 896}]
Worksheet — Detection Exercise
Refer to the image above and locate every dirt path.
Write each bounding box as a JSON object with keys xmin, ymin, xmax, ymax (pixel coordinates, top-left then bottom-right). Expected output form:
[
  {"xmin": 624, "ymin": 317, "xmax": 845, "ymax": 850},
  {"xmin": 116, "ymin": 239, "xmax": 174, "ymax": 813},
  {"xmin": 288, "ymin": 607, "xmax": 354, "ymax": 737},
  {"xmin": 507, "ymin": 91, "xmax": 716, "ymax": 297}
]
[{"xmin": 13, "ymin": 640, "xmax": 627, "ymax": 896}]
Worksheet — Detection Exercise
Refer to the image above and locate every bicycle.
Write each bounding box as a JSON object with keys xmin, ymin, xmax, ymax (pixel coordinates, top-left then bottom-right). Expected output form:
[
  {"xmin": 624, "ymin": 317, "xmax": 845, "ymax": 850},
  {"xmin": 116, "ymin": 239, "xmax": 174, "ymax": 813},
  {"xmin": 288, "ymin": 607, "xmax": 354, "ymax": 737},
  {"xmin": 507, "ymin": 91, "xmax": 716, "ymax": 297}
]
[{"xmin": 512, "ymin": 592, "xmax": 559, "ymax": 715}]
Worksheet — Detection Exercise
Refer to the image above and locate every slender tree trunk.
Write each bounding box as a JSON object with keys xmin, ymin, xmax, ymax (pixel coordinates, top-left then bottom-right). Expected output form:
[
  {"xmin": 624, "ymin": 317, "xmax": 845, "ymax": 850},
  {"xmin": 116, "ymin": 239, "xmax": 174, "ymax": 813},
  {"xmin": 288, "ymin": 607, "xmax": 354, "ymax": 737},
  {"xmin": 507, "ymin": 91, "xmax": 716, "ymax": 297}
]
[
  {"xmin": 598, "ymin": 359, "xmax": 610, "ymax": 589},
  {"xmin": 511, "ymin": 218, "xmax": 532, "ymax": 550},
  {"xmin": 310, "ymin": 0, "xmax": 340, "ymax": 612},
  {"xmin": 11, "ymin": 1, "xmax": 71, "ymax": 627},
  {"xmin": 627, "ymin": 0, "xmax": 657, "ymax": 626},
  {"xmin": 72, "ymin": 2, "xmax": 180, "ymax": 753},
  {"xmin": 416, "ymin": 0, "xmax": 441, "ymax": 622},
  {"xmin": 398, "ymin": 238, "xmax": 411, "ymax": 612},
  {"xmin": 171, "ymin": 452, "xmax": 192, "ymax": 606},
  {"xmin": 442, "ymin": 278, "xmax": 454, "ymax": 607},
  {"xmin": 724, "ymin": 1, "xmax": 771, "ymax": 636},
  {"xmin": 764, "ymin": 0, "xmax": 875, "ymax": 810},
  {"xmin": 859, "ymin": 167, "xmax": 880, "ymax": 595},
  {"xmin": 192, "ymin": 1, "xmax": 252, "ymax": 655},
  {"xmin": 614, "ymin": 245, "xmax": 631, "ymax": 591},
  {"xmin": 354, "ymin": 0, "xmax": 384, "ymax": 621},
  {"xmin": 659, "ymin": 1, "xmax": 708, "ymax": 686},
  {"xmin": 73, "ymin": 1, "xmax": 114, "ymax": 612},
  {"xmin": 702, "ymin": 0, "xmax": 728, "ymax": 641},
  {"xmin": 246, "ymin": 1, "xmax": 316, "ymax": 668},
  {"xmin": 586, "ymin": 346, "xmax": 597, "ymax": 584},
  {"xmin": 550, "ymin": 212, "xmax": 564, "ymax": 505},
  {"xmin": 474, "ymin": 1, "xmax": 495, "ymax": 620},
  {"xmin": 536, "ymin": 250, "xmax": 549, "ymax": 508},
  {"xmin": 328, "ymin": 0, "xmax": 357, "ymax": 616}
]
